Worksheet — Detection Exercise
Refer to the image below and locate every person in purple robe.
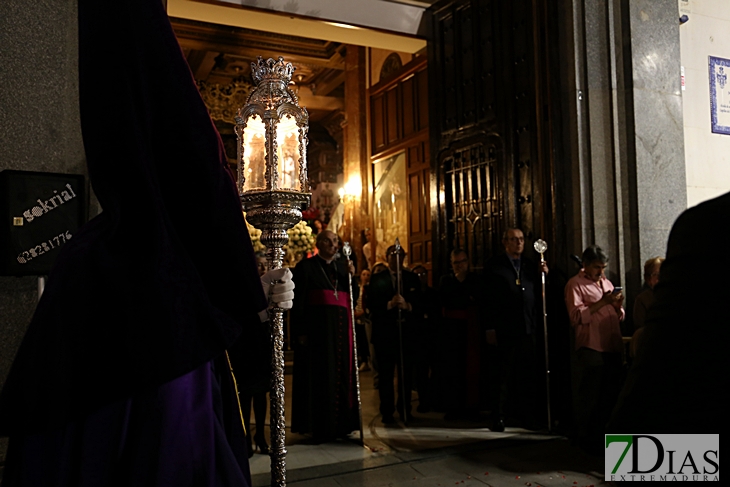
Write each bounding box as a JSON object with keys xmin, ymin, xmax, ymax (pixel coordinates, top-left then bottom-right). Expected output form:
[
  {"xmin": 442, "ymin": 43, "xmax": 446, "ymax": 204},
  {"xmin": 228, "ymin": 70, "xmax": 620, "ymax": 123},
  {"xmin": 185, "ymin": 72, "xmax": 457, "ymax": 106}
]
[{"xmin": 0, "ymin": 1, "xmax": 293, "ymax": 485}]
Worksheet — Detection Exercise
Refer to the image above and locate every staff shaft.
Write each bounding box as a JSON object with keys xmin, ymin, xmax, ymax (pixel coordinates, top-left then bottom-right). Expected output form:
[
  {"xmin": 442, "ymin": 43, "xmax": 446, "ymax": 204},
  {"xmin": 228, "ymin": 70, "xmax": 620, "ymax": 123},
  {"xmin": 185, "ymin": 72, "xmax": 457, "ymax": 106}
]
[
  {"xmin": 345, "ymin": 260, "xmax": 365, "ymax": 445},
  {"xmin": 540, "ymin": 255, "xmax": 552, "ymax": 433},
  {"xmin": 395, "ymin": 250, "xmax": 408, "ymax": 425}
]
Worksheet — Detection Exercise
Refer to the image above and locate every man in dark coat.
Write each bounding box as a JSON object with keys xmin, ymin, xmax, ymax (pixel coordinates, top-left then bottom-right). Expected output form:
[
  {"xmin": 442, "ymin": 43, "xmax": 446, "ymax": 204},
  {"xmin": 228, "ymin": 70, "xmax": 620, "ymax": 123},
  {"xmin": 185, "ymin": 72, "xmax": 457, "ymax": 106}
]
[
  {"xmin": 436, "ymin": 249, "xmax": 487, "ymax": 420},
  {"xmin": 367, "ymin": 244, "xmax": 422, "ymax": 424},
  {"xmin": 411, "ymin": 264, "xmax": 440, "ymax": 414},
  {"xmin": 485, "ymin": 228, "xmax": 548, "ymax": 431},
  {"xmin": 0, "ymin": 0, "xmax": 294, "ymax": 485},
  {"xmin": 290, "ymin": 230, "xmax": 360, "ymax": 441}
]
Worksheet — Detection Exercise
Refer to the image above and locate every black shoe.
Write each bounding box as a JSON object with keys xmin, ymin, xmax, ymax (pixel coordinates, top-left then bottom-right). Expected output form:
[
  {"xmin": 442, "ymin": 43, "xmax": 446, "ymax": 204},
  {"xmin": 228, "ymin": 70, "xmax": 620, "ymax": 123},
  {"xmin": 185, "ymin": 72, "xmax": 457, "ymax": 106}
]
[
  {"xmin": 491, "ymin": 419, "xmax": 505, "ymax": 432},
  {"xmin": 382, "ymin": 415, "xmax": 396, "ymax": 425},
  {"xmin": 337, "ymin": 429, "xmax": 358, "ymax": 440},
  {"xmin": 416, "ymin": 404, "xmax": 431, "ymax": 414},
  {"xmin": 255, "ymin": 435, "xmax": 270, "ymax": 455}
]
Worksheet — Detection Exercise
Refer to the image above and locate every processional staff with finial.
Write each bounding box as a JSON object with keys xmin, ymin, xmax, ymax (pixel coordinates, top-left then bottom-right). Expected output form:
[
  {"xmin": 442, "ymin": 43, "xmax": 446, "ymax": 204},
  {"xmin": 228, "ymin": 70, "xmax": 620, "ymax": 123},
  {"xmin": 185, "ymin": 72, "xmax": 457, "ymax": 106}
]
[
  {"xmin": 533, "ymin": 238, "xmax": 552, "ymax": 433},
  {"xmin": 237, "ymin": 55, "xmax": 310, "ymax": 487},
  {"xmin": 393, "ymin": 237, "xmax": 408, "ymax": 425},
  {"xmin": 342, "ymin": 242, "xmax": 365, "ymax": 446}
]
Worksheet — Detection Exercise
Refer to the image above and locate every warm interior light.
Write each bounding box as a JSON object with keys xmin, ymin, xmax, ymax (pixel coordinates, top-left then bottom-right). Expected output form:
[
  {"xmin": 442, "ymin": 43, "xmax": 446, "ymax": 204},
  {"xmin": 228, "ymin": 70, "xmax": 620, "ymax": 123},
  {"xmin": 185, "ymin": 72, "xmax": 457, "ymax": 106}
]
[
  {"xmin": 237, "ymin": 57, "xmax": 309, "ymax": 197},
  {"xmin": 242, "ymin": 114, "xmax": 267, "ymax": 191},
  {"xmin": 275, "ymin": 114, "xmax": 301, "ymax": 191},
  {"xmin": 241, "ymin": 113, "xmax": 303, "ymax": 192},
  {"xmin": 338, "ymin": 187, "xmax": 345, "ymax": 198},
  {"xmin": 344, "ymin": 177, "xmax": 362, "ymax": 198},
  {"xmin": 323, "ymin": 21, "xmax": 362, "ymax": 30}
]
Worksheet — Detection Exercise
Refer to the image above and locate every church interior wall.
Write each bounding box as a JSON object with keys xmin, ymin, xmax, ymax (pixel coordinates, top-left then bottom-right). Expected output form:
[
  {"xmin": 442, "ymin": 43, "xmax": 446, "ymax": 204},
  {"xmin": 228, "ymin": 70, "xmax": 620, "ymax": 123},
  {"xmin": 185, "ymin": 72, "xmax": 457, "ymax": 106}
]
[{"xmin": 679, "ymin": 0, "xmax": 730, "ymax": 208}]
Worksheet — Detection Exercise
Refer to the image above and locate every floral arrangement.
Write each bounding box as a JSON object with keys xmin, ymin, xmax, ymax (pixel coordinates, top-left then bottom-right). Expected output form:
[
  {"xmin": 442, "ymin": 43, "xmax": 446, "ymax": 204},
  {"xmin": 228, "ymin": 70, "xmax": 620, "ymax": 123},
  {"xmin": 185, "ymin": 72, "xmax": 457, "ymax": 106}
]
[
  {"xmin": 284, "ymin": 220, "xmax": 315, "ymax": 257},
  {"xmin": 246, "ymin": 218, "xmax": 266, "ymax": 253},
  {"xmin": 245, "ymin": 215, "xmax": 314, "ymax": 265}
]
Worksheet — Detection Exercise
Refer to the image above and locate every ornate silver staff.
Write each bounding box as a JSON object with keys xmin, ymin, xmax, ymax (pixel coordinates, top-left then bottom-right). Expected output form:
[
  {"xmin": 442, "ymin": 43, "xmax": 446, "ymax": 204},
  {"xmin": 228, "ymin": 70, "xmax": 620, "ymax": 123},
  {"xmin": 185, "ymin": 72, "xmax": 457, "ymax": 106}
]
[
  {"xmin": 235, "ymin": 56, "xmax": 310, "ymax": 487},
  {"xmin": 342, "ymin": 242, "xmax": 365, "ymax": 446},
  {"xmin": 533, "ymin": 238, "xmax": 552, "ymax": 433},
  {"xmin": 394, "ymin": 237, "xmax": 408, "ymax": 425}
]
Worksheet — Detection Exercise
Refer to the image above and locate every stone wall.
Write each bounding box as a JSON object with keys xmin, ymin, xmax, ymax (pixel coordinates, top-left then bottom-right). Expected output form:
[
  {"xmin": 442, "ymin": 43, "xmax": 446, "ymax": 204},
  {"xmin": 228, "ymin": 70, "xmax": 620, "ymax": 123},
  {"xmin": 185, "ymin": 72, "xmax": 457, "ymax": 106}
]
[
  {"xmin": 628, "ymin": 0, "xmax": 688, "ymax": 266},
  {"xmin": 558, "ymin": 0, "xmax": 686, "ymax": 328},
  {"xmin": 0, "ymin": 0, "xmax": 86, "ymax": 462},
  {"xmin": 679, "ymin": 0, "xmax": 730, "ymax": 207}
]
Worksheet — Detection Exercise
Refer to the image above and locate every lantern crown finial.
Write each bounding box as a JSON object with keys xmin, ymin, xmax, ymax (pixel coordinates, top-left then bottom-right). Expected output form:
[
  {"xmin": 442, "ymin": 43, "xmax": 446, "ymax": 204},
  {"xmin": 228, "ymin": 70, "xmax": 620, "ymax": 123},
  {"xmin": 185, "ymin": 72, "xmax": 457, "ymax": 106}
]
[{"xmin": 251, "ymin": 56, "xmax": 295, "ymax": 85}]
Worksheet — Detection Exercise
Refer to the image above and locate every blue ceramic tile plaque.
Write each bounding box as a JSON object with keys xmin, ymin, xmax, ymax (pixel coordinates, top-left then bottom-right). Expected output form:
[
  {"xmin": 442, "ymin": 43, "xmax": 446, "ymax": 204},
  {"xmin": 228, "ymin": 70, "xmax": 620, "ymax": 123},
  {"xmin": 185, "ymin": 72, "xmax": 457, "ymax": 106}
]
[{"xmin": 709, "ymin": 56, "xmax": 730, "ymax": 135}]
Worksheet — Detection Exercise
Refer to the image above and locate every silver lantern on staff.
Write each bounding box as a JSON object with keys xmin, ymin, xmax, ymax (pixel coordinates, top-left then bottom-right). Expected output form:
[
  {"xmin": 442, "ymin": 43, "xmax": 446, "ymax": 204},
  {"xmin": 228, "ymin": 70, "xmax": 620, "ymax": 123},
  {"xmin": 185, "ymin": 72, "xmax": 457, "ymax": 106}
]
[{"xmin": 235, "ymin": 56, "xmax": 310, "ymax": 487}]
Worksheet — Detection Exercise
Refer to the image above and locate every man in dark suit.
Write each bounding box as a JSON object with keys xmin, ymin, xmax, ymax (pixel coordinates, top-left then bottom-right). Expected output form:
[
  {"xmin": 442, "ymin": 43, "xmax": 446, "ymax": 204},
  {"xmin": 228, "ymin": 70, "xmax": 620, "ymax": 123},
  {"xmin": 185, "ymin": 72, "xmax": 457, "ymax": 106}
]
[
  {"xmin": 609, "ymin": 193, "xmax": 728, "ymax": 434},
  {"xmin": 437, "ymin": 249, "xmax": 487, "ymax": 420},
  {"xmin": 367, "ymin": 244, "xmax": 422, "ymax": 424},
  {"xmin": 485, "ymin": 228, "xmax": 549, "ymax": 431}
]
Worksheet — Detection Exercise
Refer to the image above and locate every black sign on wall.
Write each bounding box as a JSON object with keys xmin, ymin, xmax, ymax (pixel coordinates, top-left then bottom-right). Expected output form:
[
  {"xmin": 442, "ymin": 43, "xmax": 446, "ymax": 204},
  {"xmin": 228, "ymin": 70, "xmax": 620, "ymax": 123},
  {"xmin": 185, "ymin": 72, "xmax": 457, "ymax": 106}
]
[{"xmin": 0, "ymin": 170, "xmax": 86, "ymax": 276}]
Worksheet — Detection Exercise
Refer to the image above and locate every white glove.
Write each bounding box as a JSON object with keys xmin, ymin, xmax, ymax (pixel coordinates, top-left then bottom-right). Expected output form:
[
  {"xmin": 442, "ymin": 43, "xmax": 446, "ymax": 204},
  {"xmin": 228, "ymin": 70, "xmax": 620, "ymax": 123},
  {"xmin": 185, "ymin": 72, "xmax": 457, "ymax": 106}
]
[{"xmin": 260, "ymin": 267, "xmax": 295, "ymax": 311}]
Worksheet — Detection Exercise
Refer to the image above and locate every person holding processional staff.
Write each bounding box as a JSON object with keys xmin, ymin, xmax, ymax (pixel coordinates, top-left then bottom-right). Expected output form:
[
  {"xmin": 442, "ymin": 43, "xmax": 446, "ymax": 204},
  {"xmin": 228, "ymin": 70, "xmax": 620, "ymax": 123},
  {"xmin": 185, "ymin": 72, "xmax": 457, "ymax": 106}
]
[
  {"xmin": 485, "ymin": 228, "xmax": 549, "ymax": 432},
  {"xmin": 368, "ymin": 240, "xmax": 422, "ymax": 424},
  {"xmin": 0, "ymin": 1, "xmax": 296, "ymax": 485}
]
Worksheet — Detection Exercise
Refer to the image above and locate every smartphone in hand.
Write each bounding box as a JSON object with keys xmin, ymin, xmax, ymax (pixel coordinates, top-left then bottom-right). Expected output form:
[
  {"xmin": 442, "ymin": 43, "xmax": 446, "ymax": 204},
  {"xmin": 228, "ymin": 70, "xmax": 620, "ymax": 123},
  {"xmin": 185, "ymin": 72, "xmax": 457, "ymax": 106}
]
[{"xmin": 612, "ymin": 286, "xmax": 623, "ymax": 294}]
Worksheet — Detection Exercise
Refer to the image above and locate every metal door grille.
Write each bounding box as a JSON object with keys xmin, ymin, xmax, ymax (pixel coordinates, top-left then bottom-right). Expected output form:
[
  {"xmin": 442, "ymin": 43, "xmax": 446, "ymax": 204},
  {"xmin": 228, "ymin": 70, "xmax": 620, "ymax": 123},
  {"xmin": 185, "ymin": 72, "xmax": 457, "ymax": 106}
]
[{"xmin": 443, "ymin": 142, "xmax": 502, "ymax": 271}]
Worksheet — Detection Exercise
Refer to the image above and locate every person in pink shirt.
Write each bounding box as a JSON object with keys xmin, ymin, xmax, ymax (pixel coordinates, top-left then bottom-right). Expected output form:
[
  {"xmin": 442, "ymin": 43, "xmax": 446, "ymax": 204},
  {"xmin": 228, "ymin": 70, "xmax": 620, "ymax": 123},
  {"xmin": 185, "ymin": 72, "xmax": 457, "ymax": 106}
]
[{"xmin": 564, "ymin": 245, "xmax": 624, "ymax": 454}]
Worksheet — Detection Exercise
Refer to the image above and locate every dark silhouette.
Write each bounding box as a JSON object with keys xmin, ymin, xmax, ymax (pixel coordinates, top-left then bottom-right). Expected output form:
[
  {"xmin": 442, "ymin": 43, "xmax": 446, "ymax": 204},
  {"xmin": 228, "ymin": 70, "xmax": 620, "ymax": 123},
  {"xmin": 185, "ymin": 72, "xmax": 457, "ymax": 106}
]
[
  {"xmin": 367, "ymin": 245, "xmax": 422, "ymax": 424},
  {"xmin": 609, "ymin": 193, "xmax": 728, "ymax": 434},
  {"xmin": 436, "ymin": 249, "xmax": 487, "ymax": 421},
  {"xmin": 0, "ymin": 0, "xmax": 274, "ymax": 484},
  {"xmin": 484, "ymin": 229, "xmax": 548, "ymax": 431}
]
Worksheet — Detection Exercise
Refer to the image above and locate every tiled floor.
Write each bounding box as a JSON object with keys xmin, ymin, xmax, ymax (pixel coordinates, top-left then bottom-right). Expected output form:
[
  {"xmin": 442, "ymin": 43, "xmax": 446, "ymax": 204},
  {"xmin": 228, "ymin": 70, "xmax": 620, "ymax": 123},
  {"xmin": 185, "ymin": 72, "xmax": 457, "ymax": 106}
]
[
  {"xmin": 246, "ymin": 369, "xmax": 609, "ymax": 486},
  {"xmin": 247, "ymin": 369, "xmax": 533, "ymax": 475},
  {"xmin": 251, "ymin": 435, "xmax": 608, "ymax": 487}
]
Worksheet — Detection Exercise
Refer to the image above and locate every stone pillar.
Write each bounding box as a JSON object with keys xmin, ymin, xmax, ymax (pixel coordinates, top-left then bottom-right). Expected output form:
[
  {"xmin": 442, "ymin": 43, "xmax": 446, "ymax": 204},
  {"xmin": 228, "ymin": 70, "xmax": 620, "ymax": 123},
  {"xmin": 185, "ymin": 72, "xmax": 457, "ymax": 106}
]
[
  {"xmin": 560, "ymin": 0, "xmax": 686, "ymax": 318},
  {"xmin": 342, "ymin": 45, "xmax": 368, "ymax": 269},
  {"xmin": 0, "ymin": 0, "xmax": 86, "ymax": 461},
  {"xmin": 627, "ymin": 0, "xmax": 687, "ymax": 264}
]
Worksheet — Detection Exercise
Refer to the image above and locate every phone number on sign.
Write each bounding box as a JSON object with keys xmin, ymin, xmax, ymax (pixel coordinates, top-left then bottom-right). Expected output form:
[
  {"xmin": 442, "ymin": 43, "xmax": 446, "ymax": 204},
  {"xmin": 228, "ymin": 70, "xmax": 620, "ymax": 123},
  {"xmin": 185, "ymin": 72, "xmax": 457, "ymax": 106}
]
[{"xmin": 17, "ymin": 231, "xmax": 73, "ymax": 264}]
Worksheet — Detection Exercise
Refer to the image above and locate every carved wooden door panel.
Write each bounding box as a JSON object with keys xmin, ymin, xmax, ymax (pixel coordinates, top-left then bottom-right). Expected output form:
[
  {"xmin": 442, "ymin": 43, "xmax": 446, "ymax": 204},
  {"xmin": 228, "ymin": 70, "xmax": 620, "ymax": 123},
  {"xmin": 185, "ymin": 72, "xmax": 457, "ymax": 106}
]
[
  {"xmin": 429, "ymin": 0, "xmax": 558, "ymax": 279},
  {"xmin": 406, "ymin": 139, "xmax": 431, "ymax": 274}
]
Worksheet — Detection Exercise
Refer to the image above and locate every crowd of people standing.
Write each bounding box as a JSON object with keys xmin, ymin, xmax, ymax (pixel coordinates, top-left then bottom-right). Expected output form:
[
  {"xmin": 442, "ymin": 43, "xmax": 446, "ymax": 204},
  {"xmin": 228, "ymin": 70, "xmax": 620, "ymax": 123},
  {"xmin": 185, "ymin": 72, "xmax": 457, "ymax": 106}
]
[
  {"xmin": 286, "ymin": 224, "xmax": 677, "ymax": 456},
  {"xmin": 288, "ymin": 227, "xmax": 556, "ymax": 438}
]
